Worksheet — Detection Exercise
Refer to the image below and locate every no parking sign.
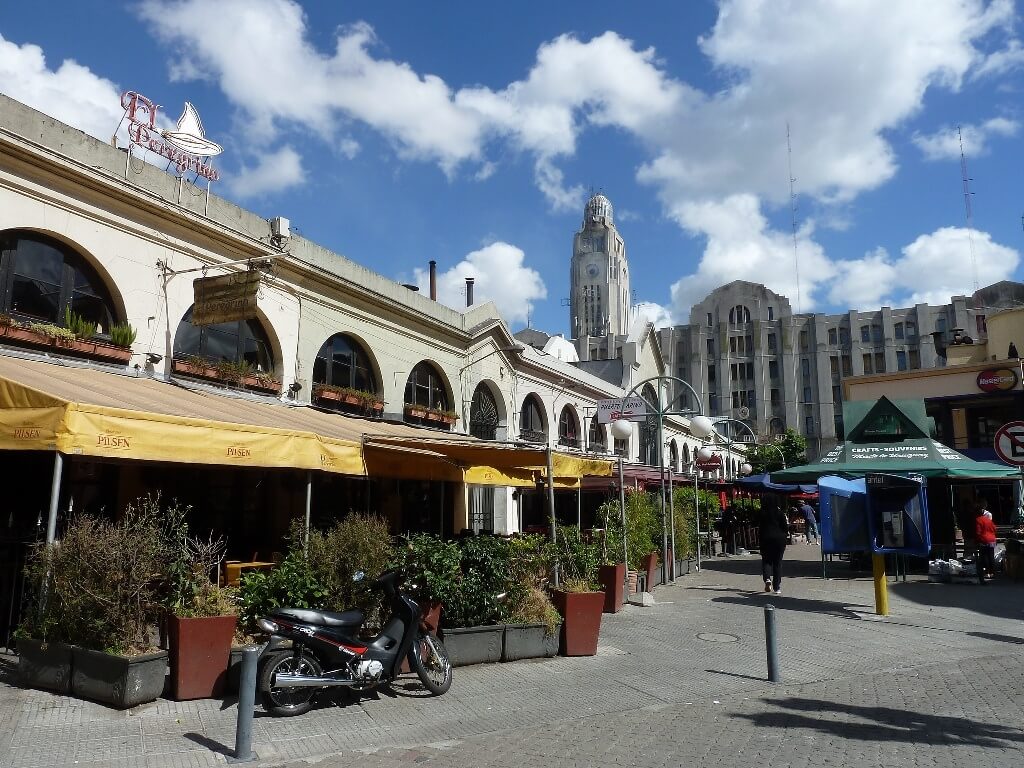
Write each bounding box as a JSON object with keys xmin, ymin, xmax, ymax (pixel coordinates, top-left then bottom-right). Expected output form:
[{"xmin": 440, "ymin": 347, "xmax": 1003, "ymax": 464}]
[{"xmin": 993, "ymin": 421, "xmax": 1024, "ymax": 466}]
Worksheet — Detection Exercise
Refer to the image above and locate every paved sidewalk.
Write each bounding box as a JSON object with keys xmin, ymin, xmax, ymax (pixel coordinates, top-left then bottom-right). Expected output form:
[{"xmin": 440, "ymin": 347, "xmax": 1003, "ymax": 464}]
[{"xmin": 1, "ymin": 546, "xmax": 1023, "ymax": 767}]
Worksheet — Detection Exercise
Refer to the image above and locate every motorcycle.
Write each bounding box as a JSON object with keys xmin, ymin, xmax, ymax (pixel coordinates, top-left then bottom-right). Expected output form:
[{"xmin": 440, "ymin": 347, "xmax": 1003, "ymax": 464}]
[{"xmin": 255, "ymin": 569, "xmax": 452, "ymax": 716}]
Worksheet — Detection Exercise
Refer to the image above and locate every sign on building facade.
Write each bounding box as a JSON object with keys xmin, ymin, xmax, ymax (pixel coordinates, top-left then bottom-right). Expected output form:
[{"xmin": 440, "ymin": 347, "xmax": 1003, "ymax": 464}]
[{"xmin": 192, "ymin": 271, "xmax": 260, "ymax": 326}]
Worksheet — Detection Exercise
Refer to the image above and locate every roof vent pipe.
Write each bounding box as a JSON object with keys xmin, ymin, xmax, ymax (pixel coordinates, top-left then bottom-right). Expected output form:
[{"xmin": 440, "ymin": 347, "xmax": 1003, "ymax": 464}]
[
  {"xmin": 429, "ymin": 260, "xmax": 437, "ymax": 301},
  {"xmin": 466, "ymin": 277, "xmax": 475, "ymax": 307}
]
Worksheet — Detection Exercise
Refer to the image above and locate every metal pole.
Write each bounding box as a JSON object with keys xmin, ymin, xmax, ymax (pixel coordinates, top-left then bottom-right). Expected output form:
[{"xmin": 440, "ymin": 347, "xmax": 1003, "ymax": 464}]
[
  {"xmin": 577, "ymin": 486, "xmax": 582, "ymax": 529},
  {"xmin": 546, "ymin": 444, "xmax": 559, "ymax": 588},
  {"xmin": 227, "ymin": 646, "xmax": 258, "ymax": 763},
  {"xmin": 618, "ymin": 455, "xmax": 628, "ymax": 591},
  {"xmin": 694, "ymin": 469, "xmax": 701, "ymax": 572},
  {"xmin": 657, "ymin": 417, "xmax": 668, "ymax": 586},
  {"xmin": 45, "ymin": 452, "xmax": 63, "ymax": 544},
  {"xmin": 872, "ymin": 553, "xmax": 889, "ymax": 616},
  {"xmin": 668, "ymin": 468, "xmax": 676, "ymax": 582},
  {"xmin": 303, "ymin": 470, "xmax": 312, "ymax": 552},
  {"xmin": 764, "ymin": 604, "xmax": 780, "ymax": 682}
]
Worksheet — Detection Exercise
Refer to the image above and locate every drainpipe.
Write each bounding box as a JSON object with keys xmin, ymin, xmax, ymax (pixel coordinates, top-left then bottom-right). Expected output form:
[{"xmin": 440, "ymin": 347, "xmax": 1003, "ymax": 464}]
[{"xmin": 429, "ymin": 260, "xmax": 437, "ymax": 301}]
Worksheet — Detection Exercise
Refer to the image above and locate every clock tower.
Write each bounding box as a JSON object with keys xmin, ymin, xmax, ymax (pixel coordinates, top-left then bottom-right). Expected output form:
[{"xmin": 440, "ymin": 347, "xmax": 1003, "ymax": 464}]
[{"xmin": 570, "ymin": 193, "xmax": 631, "ymax": 338}]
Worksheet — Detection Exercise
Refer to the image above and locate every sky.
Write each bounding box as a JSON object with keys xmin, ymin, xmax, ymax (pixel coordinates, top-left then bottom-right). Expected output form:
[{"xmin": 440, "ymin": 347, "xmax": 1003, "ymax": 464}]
[{"xmin": 3, "ymin": 0, "xmax": 1024, "ymax": 335}]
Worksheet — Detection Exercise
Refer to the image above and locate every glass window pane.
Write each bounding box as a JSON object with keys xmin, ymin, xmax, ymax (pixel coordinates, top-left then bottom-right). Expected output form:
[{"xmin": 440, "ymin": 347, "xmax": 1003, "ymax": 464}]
[
  {"xmin": 11, "ymin": 276, "xmax": 61, "ymax": 320},
  {"xmin": 13, "ymin": 239, "xmax": 64, "ymax": 285}
]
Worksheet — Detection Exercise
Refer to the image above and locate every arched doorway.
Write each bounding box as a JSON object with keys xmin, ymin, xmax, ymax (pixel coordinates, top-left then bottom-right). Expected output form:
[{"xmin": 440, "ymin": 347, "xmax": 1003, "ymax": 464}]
[{"xmin": 469, "ymin": 383, "xmax": 500, "ymax": 440}]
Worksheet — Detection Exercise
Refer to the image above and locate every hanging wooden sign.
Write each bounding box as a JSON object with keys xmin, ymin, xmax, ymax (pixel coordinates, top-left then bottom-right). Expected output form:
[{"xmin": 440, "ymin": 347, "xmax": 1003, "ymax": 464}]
[{"xmin": 192, "ymin": 271, "xmax": 260, "ymax": 326}]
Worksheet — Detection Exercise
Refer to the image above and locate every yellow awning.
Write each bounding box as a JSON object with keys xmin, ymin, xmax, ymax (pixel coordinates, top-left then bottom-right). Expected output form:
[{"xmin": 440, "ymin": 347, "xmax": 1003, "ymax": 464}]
[{"xmin": 0, "ymin": 356, "xmax": 613, "ymax": 485}]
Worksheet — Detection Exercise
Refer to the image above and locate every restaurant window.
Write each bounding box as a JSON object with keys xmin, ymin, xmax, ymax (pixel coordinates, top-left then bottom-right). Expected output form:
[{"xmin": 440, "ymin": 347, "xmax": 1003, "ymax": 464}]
[
  {"xmin": 894, "ymin": 322, "xmax": 904, "ymax": 340},
  {"xmin": 174, "ymin": 307, "xmax": 274, "ymax": 373},
  {"xmin": 862, "ymin": 353, "xmax": 873, "ymax": 374},
  {"xmin": 828, "ymin": 328, "xmax": 838, "ymax": 345},
  {"xmin": 404, "ymin": 361, "xmax": 450, "ymax": 412},
  {"xmin": 469, "ymin": 383, "xmax": 500, "ymax": 440},
  {"xmin": 588, "ymin": 415, "xmax": 606, "ymax": 453},
  {"xmin": 0, "ymin": 229, "xmax": 119, "ymax": 332},
  {"xmin": 896, "ymin": 350, "xmax": 908, "ymax": 371},
  {"xmin": 519, "ymin": 394, "xmax": 547, "ymax": 443},
  {"xmin": 313, "ymin": 333, "xmax": 378, "ymax": 395},
  {"xmin": 468, "ymin": 485, "xmax": 495, "ymax": 534},
  {"xmin": 558, "ymin": 405, "xmax": 580, "ymax": 448},
  {"xmin": 860, "ymin": 325, "xmax": 870, "ymax": 342}
]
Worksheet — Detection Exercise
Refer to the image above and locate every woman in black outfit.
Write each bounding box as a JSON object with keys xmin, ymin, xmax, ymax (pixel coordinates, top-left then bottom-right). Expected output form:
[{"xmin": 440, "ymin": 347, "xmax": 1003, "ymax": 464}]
[{"xmin": 759, "ymin": 496, "xmax": 790, "ymax": 594}]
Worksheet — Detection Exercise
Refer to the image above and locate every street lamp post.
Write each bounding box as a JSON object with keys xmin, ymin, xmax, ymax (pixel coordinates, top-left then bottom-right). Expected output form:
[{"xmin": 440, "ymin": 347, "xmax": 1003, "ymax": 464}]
[{"xmin": 616, "ymin": 377, "xmax": 715, "ymax": 586}]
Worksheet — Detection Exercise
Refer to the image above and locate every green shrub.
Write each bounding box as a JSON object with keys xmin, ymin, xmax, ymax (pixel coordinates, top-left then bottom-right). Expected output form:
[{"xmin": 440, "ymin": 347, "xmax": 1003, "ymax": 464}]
[
  {"xmin": 509, "ymin": 586, "xmax": 561, "ymax": 636},
  {"xmin": 109, "ymin": 322, "xmax": 137, "ymax": 348},
  {"xmin": 671, "ymin": 487, "xmax": 721, "ymax": 558},
  {"xmin": 553, "ymin": 525, "xmax": 600, "ymax": 592},
  {"xmin": 63, "ymin": 307, "xmax": 97, "ymax": 340},
  {"xmin": 238, "ymin": 551, "xmax": 328, "ymax": 633},
  {"xmin": 623, "ymin": 490, "xmax": 660, "ymax": 566},
  {"xmin": 444, "ymin": 535, "xmax": 514, "ymax": 628},
  {"xmin": 29, "ymin": 322, "xmax": 76, "ymax": 342},
  {"xmin": 396, "ymin": 533, "xmax": 462, "ymax": 609},
  {"xmin": 161, "ymin": 497, "xmax": 234, "ymax": 618}
]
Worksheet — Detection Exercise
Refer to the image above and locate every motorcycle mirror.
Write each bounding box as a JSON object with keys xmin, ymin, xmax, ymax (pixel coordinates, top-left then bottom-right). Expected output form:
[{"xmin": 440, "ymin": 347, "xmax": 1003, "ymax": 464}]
[{"xmin": 353, "ymin": 571, "xmax": 365, "ymax": 582}]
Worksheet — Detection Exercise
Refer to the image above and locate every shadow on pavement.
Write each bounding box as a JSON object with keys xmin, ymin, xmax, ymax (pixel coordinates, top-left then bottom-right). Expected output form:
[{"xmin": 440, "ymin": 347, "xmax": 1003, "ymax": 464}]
[
  {"xmin": 183, "ymin": 732, "xmax": 230, "ymax": 754},
  {"xmin": 735, "ymin": 697, "xmax": 1024, "ymax": 748},
  {"xmin": 890, "ymin": 580, "xmax": 1024, "ymax": 622},
  {"xmin": 697, "ymin": 552, "xmax": 862, "ymax": 582},
  {"xmin": 711, "ymin": 594, "xmax": 871, "ymax": 620},
  {"xmin": 706, "ymin": 669, "xmax": 765, "ymax": 682},
  {"xmin": 967, "ymin": 631, "xmax": 1024, "ymax": 645},
  {"xmin": 0, "ymin": 653, "xmax": 18, "ymax": 685}
]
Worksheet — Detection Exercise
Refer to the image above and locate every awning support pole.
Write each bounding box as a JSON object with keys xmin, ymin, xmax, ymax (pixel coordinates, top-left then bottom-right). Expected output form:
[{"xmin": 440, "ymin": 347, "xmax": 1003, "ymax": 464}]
[
  {"xmin": 46, "ymin": 452, "xmax": 63, "ymax": 545},
  {"xmin": 577, "ymin": 486, "xmax": 582, "ymax": 529},
  {"xmin": 303, "ymin": 470, "xmax": 312, "ymax": 552},
  {"xmin": 668, "ymin": 468, "xmax": 676, "ymax": 583},
  {"xmin": 619, "ymin": 455, "xmax": 628, "ymax": 590},
  {"xmin": 546, "ymin": 445, "xmax": 559, "ymax": 588},
  {"xmin": 694, "ymin": 469, "xmax": 702, "ymax": 572}
]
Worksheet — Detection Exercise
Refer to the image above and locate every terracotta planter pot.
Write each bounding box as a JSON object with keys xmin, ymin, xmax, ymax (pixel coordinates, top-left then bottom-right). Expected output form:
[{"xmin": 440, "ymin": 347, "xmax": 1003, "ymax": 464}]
[
  {"xmin": 405, "ymin": 405, "xmax": 428, "ymax": 420},
  {"xmin": 551, "ymin": 590, "xmax": 604, "ymax": 656},
  {"xmin": 418, "ymin": 601, "xmax": 442, "ymax": 634},
  {"xmin": 598, "ymin": 563, "xmax": 626, "ymax": 613},
  {"xmin": 642, "ymin": 552, "xmax": 660, "ymax": 590},
  {"xmin": 168, "ymin": 614, "xmax": 237, "ymax": 700}
]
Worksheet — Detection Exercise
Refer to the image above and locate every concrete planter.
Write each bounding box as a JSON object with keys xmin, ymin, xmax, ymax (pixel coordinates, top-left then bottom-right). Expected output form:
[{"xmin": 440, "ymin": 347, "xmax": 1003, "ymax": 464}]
[
  {"xmin": 71, "ymin": 647, "xmax": 168, "ymax": 709},
  {"xmin": 17, "ymin": 638, "xmax": 74, "ymax": 694},
  {"xmin": 168, "ymin": 615, "xmax": 237, "ymax": 700},
  {"xmin": 598, "ymin": 563, "xmax": 626, "ymax": 613},
  {"xmin": 551, "ymin": 590, "xmax": 604, "ymax": 657},
  {"xmin": 441, "ymin": 625, "xmax": 503, "ymax": 666},
  {"xmin": 502, "ymin": 623, "xmax": 560, "ymax": 661}
]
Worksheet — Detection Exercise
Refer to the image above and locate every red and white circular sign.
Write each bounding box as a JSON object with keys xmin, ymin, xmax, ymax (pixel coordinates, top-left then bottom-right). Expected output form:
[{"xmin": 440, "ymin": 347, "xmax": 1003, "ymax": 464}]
[{"xmin": 993, "ymin": 421, "xmax": 1024, "ymax": 466}]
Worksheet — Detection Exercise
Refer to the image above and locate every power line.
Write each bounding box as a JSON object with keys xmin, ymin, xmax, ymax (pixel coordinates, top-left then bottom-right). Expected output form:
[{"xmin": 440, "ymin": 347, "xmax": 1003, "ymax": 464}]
[
  {"xmin": 787, "ymin": 122, "xmax": 802, "ymax": 314},
  {"xmin": 958, "ymin": 125, "xmax": 980, "ymax": 292}
]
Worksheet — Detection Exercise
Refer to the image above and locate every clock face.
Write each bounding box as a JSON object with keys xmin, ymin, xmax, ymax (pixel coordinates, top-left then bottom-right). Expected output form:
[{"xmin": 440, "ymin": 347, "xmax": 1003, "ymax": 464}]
[{"xmin": 586, "ymin": 263, "xmax": 600, "ymax": 278}]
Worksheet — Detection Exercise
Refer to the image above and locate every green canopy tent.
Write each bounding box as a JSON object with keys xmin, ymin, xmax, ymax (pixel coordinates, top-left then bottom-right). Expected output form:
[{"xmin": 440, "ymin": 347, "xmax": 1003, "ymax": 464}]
[{"xmin": 771, "ymin": 396, "xmax": 1020, "ymax": 484}]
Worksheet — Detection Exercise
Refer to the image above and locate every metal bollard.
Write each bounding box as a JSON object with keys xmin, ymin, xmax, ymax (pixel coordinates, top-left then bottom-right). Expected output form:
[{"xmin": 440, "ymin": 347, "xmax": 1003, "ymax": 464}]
[
  {"xmin": 227, "ymin": 646, "xmax": 259, "ymax": 763},
  {"xmin": 764, "ymin": 604, "xmax": 780, "ymax": 683}
]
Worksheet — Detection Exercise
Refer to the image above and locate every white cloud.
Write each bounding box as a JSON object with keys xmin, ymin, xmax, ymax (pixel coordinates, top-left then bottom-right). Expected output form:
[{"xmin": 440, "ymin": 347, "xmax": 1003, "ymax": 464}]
[
  {"xmin": 413, "ymin": 242, "xmax": 546, "ymax": 325},
  {"xmin": 668, "ymin": 195, "xmax": 834, "ymax": 317},
  {"xmin": 973, "ymin": 37, "xmax": 1024, "ymax": 79},
  {"xmin": 634, "ymin": 302, "xmax": 674, "ymax": 328},
  {"xmin": 913, "ymin": 117, "xmax": 1019, "ymax": 161},
  {"xmin": 226, "ymin": 145, "xmax": 305, "ymax": 198},
  {"xmin": 830, "ymin": 227, "xmax": 1019, "ymax": 308},
  {"xmin": 338, "ymin": 138, "xmax": 360, "ymax": 159},
  {"xmin": 0, "ymin": 33, "xmax": 123, "ymax": 142}
]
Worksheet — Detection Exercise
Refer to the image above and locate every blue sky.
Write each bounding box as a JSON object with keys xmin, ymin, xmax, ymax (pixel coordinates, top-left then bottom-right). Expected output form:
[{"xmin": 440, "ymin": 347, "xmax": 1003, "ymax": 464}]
[{"xmin": 3, "ymin": 0, "xmax": 1024, "ymax": 334}]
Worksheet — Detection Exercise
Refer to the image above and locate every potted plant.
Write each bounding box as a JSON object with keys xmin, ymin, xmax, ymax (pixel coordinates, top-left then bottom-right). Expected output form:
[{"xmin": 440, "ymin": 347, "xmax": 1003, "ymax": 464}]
[
  {"xmin": 595, "ymin": 501, "xmax": 627, "ymax": 613},
  {"xmin": 404, "ymin": 403, "xmax": 428, "ymax": 420},
  {"xmin": 439, "ymin": 535, "xmax": 510, "ymax": 666},
  {"xmin": 621, "ymin": 490, "xmax": 659, "ymax": 593},
  {"xmin": 397, "ymin": 533, "xmax": 461, "ymax": 635},
  {"xmin": 163, "ymin": 504, "xmax": 238, "ymax": 701},
  {"xmin": 550, "ymin": 526, "xmax": 604, "ymax": 656},
  {"xmin": 503, "ymin": 535, "xmax": 561, "ymax": 661},
  {"xmin": 19, "ymin": 496, "xmax": 168, "ymax": 708}
]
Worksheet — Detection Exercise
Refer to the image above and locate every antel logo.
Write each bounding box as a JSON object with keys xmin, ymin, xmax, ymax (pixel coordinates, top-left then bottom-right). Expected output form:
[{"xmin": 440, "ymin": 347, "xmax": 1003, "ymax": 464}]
[{"xmin": 977, "ymin": 367, "xmax": 1019, "ymax": 393}]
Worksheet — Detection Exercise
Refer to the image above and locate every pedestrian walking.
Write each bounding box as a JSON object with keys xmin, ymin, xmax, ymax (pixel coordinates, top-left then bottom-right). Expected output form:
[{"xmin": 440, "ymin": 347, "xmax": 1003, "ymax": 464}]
[
  {"xmin": 800, "ymin": 500, "xmax": 819, "ymax": 544},
  {"xmin": 759, "ymin": 496, "xmax": 789, "ymax": 594},
  {"xmin": 974, "ymin": 502, "xmax": 997, "ymax": 583}
]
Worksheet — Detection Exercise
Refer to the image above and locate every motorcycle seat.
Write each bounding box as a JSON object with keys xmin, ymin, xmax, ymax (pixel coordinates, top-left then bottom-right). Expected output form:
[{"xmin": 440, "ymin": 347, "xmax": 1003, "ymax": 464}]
[{"xmin": 275, "ymin": 608, "xmax": 364, "ymax": 628}]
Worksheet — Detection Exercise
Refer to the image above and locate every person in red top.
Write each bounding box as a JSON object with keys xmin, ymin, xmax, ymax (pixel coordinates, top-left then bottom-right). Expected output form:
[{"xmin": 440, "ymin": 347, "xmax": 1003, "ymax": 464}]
[{"xmin": 974, "ymin": 502, "xmax": 998, "ymax": 583}]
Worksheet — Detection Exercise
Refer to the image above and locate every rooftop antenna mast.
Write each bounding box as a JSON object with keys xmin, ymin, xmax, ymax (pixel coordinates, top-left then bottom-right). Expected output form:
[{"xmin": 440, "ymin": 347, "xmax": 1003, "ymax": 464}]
[
  {"xmin": 787, "ymin": 123, "xmax": 803, "ymax": 314},
  {"xmin": 959, "ymin": 125, "xmax": 980, "ymax": 292}
]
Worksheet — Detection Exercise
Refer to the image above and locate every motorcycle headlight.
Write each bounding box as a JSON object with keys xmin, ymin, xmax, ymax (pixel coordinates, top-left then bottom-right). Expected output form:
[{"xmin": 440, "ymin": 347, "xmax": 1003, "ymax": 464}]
[{"xmin": 256, "ymin": 618, "xmax": 279, "ymax": 633}]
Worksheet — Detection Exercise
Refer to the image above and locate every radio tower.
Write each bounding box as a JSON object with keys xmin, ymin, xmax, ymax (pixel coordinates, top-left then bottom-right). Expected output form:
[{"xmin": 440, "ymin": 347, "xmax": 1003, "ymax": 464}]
[
  {"xmin": 959, "ymin": 125, "xmax": 980, "ymax": 292},
  {"xmin": 787, "ymin": 123, "xmax": 803, "ymax": 313}
]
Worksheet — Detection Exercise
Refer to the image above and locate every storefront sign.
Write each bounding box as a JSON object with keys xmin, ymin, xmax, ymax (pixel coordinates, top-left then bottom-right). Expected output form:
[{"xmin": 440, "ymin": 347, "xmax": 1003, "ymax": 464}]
[
  {"xmin": 121, "ymin": 91, "xmax": 222, "ymax": 181},
  {"xmin": 597, "ymin": 396, "xmax": 649, "ymax": 423},
  {"xmin": 695, "ymin": 454, "xmax": 722, "ymax": 469},
  {"xmin": 977, "ymin": 367, "xmax": 1018, "ymax": 393},
  {"xmin": 192, "ymin": 271, "xmax": 260, "ymax": 326}
]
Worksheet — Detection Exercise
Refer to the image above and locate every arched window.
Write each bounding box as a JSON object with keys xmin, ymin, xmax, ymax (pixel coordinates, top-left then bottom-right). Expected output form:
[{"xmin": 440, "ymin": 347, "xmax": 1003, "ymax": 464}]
[
  {"xmin": 682, "ymin": 444, "xmax": 691, "ymax": 468},
  {"xmin": 588, "ymin": 416, "xmax": 606, "ymax": 453},
  {"xmin": 770, "ymin": 417, "xmax": 786, "ymax": 436},
  {"xmin": 0, "ymin": 230, "xmax": 118, "ymax": 331},
  {"xmin": 519, "ymin": 394, "xmax": 546, "ymax": 443},
  {"xmin": 469, "ymin": 384, "xmax": 499, "ymax": 440},
  {"xmin": 638, "ymin": 384, "xmax": 660, "ymax": 467},
  {"xmin": 174, "ymin": 307, "xmax": 274, "ymax": 372},
  {"xmin": 558, "ymin": 406, "xmax": 580, "ymax": 448},
  {"xmin": 313, "ymin": 334, "xmax": 377, "ymax": 393},
  {"xmin": 728, "ymin": 304, "xmax": 751, "ymax": 325},
  {"xmin": 404, "ymin": 362, "xmax": 449, "ymax": 410},
  {"xmin": 669, "ymin": 441, "xmax": 678, "ymax": 472}
]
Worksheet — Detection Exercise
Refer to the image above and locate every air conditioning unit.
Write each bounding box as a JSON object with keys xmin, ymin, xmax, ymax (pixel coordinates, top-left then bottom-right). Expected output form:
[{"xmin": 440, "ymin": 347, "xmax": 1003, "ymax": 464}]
[{"xmin": 735, "ymin": 406, "xmax": 750, "ymax": 419}]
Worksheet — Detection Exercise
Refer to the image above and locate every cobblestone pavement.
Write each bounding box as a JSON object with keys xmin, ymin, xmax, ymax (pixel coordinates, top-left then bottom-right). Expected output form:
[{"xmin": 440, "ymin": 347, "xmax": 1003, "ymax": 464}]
[{"xmin": 2, "ymin": 546, "xmax": 1023, "ymax": 768}]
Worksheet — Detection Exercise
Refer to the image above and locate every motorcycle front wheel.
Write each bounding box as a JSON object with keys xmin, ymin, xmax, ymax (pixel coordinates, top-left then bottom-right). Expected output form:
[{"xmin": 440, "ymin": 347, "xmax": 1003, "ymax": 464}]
[
  {"xmin": 259, "ymin": 650, "xmax": 323, "ymax": 716},
  {"xmin": 411, "ymin": 632, "xmax": 452, "ymax": 695}
]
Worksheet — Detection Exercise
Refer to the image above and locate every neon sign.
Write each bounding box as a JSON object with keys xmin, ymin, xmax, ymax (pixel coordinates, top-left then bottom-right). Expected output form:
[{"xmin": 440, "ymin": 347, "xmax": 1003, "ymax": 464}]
[{"xmin": 121, "ymin": 91, "xmax": 222, "ymax": 182}]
